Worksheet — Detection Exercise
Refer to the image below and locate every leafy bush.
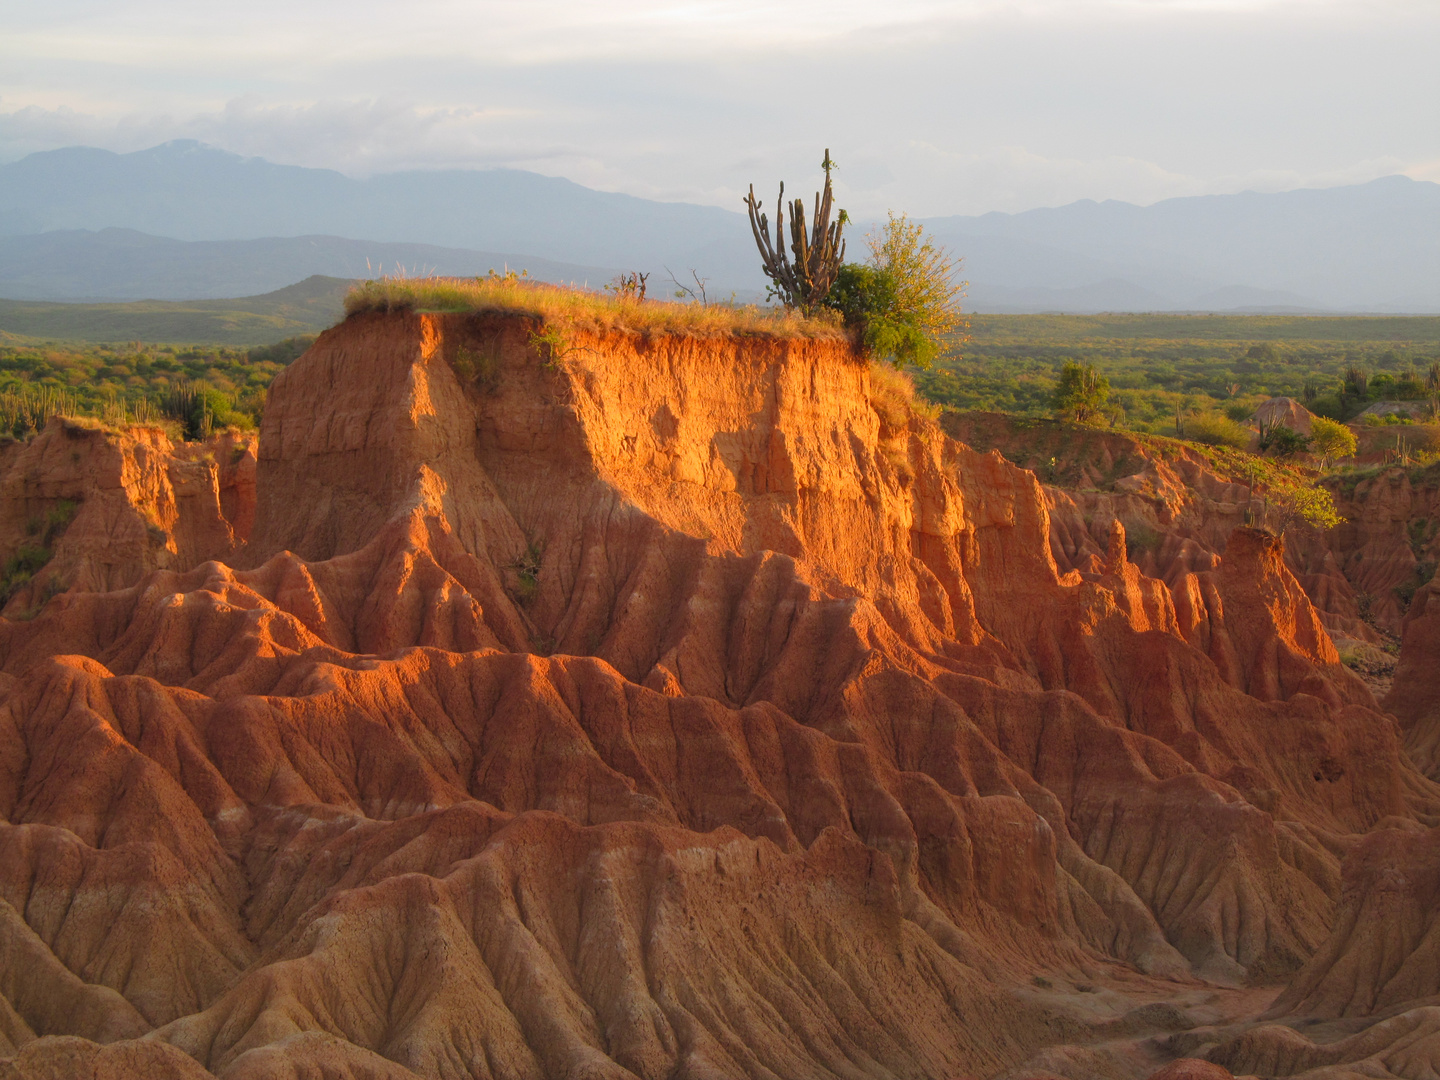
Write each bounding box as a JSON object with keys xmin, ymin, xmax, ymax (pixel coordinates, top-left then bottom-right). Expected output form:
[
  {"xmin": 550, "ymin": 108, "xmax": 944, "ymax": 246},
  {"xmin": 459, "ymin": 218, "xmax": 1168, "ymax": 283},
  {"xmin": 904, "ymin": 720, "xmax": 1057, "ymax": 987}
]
[
  {"xmin": 1308, "ymin": 393, "xmax": 1347, "ymax": 421},
  {"xmin": 160, "ymin": 384, "xmax": 250, "ymax": 440},
  {"xmin": 1361, "ymin": 412, "xmax": 1413, "ymax": 426},
  {"xmin": 1259, "ymin": 423, "xmax": 1311, "ymax": 457},
  {"xmin": 1050, "ymin": 361, "xmax": 1110, "ymax": 423},
  {"xmin": 1267, "ymin": 475, "xmax": 1345, "ymax": 534},
  {"xmin": 827, "ymin": 264, "xmax": 932, "ymax": 367},
  {"xmin": 1185, "ymin": 412, "xmax": 1252, "ymax": 448},
  {"xmin": 823, "ymin": 214, "xmax": 965, "ymax": 370},
  {"xmin": 1309, "ymin": 415, "xmax": 1358, "ymax": 465}
]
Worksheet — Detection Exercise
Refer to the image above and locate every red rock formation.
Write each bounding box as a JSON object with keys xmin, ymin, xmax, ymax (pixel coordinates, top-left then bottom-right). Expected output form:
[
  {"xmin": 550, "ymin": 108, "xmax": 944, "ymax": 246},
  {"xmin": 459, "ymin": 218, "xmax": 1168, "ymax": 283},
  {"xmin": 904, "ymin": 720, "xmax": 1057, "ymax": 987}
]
[
  {"xmin": 0, "ymin": 312, "xmax": 1437, "ymax": 1079},
  {"xmin": 946, "ymin": 412, "xmax": 1440, "ymax": 654},
  {"xmin": 1252, "ymin": 397, "xmax": 1314, "ymax": 436},
  {"xmin": 1148, "ymin": 1060, "xmax": 1235, "ymax": 1080},
  {"xmin": 0, "ymin": 419, "xmax": 254, "ymax": 615},
  {"xmin": 1263, "ymin": 824, "xmax": 1440, "ymax": 1020},
  {"xmin": 1386, "ymin": 572, "xmax": 1440, "ymax": 779}
]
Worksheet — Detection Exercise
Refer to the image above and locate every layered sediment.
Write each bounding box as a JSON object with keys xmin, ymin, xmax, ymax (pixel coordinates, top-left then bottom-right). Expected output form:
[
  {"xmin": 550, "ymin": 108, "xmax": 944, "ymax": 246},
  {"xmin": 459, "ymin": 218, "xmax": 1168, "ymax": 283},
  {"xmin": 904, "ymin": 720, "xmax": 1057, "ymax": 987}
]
[{"xmin": 0, "ymin": 311, "xmax": 1437, "ymax": 1080}]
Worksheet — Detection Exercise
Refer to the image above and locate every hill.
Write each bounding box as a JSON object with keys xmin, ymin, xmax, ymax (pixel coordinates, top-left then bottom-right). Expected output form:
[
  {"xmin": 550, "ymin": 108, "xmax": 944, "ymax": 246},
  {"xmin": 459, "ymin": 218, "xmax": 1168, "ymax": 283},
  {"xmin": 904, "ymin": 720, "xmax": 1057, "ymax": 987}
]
[
  {"xmin": 0, "ymin": 230, "xmax": 619, "ymax": 302},
  {"xmin": 3, "ymin": 143, "xmax": 1439, "ymax": 312},
  {"xmin": 0, "ymin": 142, "xmax": 757, "ymax": 288},
  {"xmin": 0, "ymin": 275, "xmax": 349, "ymax": 344},
  {"xmin": 930, "ymin": 176, "xmax": 1440, "ymax": 313}
]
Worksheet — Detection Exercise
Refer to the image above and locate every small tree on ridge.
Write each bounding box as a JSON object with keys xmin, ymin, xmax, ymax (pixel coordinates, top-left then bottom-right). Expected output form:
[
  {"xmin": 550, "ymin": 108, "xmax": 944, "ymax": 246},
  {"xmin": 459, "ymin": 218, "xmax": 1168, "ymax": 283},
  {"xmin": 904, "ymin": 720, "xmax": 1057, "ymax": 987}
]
[
  {"xmin": 1051, "ymin": 361, "xmax": 1110, "ymax": 423},
  {"xmin": 1309, "ymin": 416, "xmax": 1357, "ymax": 468},
  {"xmin": 824, "ymin": 213, "xmax": 966, "ymax": 369}
]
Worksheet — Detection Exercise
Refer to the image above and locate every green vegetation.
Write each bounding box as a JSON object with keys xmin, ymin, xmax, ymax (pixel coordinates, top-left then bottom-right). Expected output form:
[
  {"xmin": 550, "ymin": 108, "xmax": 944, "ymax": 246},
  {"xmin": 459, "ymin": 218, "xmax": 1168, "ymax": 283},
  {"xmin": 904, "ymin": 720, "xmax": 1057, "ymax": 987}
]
[
  {"xmin": 1, "ymin": 499, "xmax": 76, "ymax": 609},
  {"xmin": 0, "ymin": 276, "xmax": 348, "ymax": 346},
  {"xmin": 1184, "ymin": 411, "xmax": 1251, "ymax": 448},
  {"xmin": 743, "ymin": 149, "xmax": 848, "ymax": 314},
  {"xmin": 1310, "ymin": 416, "xmax": 1358, "ymax": 466},
  {"xmin": 914, "ymin": 314, "xmax": 1440, "ymax": 435},
  {"xmin": 345, "ymin": 273, "xmax": 845, "ymax": 339},
  {"xmin": 1266, "ymin": 473, "xmax": 1345, "ymax": 534},
  {"xmin": 0, "ymin": 337, "xmax": 311, "ymax": 438},
  {"xmin": 1258, "ymin": 421, "xmax": 1311, "ymax": 457},
  {"xmin": 825, "ymin": 213, "xmax": 966, "ymax": 369},
  {"xmin": 1050, "ymin": 361, "xmax": 1110, "ymax": 422}
]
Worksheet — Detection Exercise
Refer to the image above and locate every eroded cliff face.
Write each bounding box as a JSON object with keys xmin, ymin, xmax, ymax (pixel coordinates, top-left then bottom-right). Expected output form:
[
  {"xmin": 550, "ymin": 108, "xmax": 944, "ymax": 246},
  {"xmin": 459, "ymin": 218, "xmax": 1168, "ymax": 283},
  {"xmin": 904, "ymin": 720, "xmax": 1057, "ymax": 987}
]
[
  {"xmin": 0, "ymin": 420, "xmax": 255, "ymax": 614},
  {"xmin": 944, "ymin": 412, "xmax": 1440, "ymax": 649},
  {"xmin": 0, "ymin": 311, "xmax": 1437, "ymax": 1080}
]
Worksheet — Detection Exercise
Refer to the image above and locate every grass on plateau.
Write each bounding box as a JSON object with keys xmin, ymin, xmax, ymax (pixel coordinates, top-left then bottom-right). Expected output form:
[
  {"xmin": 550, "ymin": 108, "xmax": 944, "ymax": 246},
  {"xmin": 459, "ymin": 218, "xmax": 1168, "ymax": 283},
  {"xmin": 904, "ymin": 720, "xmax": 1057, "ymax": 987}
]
[{"xmin": 343, "ymin": 276, "xmax": 849, "ymax": 340}]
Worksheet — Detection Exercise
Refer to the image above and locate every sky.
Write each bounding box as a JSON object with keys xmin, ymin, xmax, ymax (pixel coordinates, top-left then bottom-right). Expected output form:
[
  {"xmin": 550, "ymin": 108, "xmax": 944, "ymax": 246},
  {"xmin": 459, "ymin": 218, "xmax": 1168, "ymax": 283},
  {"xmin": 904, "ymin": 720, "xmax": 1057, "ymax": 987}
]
[{"xmin": 1, "ymin": 0, "xmax": 1437, "ymax": 218}]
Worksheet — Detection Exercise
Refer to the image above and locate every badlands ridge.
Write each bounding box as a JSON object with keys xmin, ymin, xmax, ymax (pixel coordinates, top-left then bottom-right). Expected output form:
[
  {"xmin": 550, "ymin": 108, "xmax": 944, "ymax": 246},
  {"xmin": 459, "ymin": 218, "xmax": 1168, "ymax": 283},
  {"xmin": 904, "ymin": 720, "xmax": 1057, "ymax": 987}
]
[{"xmin": 0, "ymin": 310, "xmax": 1437, "ymax": 1079}]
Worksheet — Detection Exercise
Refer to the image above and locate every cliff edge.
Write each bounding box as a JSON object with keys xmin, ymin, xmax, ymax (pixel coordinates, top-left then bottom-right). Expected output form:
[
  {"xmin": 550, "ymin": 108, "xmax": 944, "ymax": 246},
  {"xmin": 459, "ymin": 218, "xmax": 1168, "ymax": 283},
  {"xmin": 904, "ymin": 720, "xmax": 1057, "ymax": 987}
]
[{"xmin": 0, "ymin": 309, "xmax": 1437, "ymax": 1080}]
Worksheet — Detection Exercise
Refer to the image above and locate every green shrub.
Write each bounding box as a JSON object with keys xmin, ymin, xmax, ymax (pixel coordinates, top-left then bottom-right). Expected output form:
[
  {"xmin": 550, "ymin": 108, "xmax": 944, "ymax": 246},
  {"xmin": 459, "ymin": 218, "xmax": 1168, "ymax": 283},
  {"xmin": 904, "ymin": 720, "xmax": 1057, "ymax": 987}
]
[
  {"xmin": 1050, "ymin": 361, "xmax": 1110, "ymax": 423},
  {"xmin": 823, "ymin": 214, "xmax": 966, "ymax": 370},
  {"xmin": 1310, "ymin": 415, "xmax": 1358, "ymax": 465},
  {"xmin": 1, "ymin": 544, "xmax": 51, "ymax": 606},
  {"xmin": 1260, "ymin": 423, "xmax": 1311, "ymax": 457},
  {"xmin": 827, "ymin": 264, "xmax": 931, "ymax": 369},
  {"xmin": 1186, "ymin": 412, "xmax": 1252, "ymax": 448},
  {"xmin": 1309, "ymin": 394, "xmax": 1347, "ymax": 421}
]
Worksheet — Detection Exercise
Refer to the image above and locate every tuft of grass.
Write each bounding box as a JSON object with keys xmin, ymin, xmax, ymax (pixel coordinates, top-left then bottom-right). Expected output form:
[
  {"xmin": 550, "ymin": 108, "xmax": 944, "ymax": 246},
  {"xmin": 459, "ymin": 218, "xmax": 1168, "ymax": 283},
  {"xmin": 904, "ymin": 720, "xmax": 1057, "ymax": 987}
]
[
  {"xmin": 344, "ymin": 275, "xmax": 850, "ymax": 341},
  {"xmin": 1184, "ymin": 411, "xmax": 1253, "ymax": 449},
  {"xmin": 870, "ymin": 361, "xmax": 939, "ymax": 433},
  {"xmin": 1, "ymin": 544, "xmax": 52, "ymax": 608}
]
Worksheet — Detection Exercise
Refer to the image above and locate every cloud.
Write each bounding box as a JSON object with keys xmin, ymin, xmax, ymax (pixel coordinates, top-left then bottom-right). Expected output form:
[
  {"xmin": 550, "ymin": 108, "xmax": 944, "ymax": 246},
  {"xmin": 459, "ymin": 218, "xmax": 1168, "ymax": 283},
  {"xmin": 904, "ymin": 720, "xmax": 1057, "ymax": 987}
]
[{"xmin": 1, "ymin": 0, "xmax": 1435, "ymax": 216}]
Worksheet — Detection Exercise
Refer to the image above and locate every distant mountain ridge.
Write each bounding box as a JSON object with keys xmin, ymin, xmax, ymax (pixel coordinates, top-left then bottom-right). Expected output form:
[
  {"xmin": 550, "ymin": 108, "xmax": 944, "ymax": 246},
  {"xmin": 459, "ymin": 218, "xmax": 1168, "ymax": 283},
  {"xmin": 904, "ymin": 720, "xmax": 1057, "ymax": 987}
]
[
  {"xmin": 0, "ymin": 229, "xmax": 618, "ymax": 301},
  {"xmin": 1, "ymin": 141, "xmax": 1436, "ymax": 312},
  {"xmin": 0, "ymin": 142, "xmax": 755, "ymax": 285},
  {"xmin": 926, "ymin": 176, "xmax": 1440, "ymax": 313}
]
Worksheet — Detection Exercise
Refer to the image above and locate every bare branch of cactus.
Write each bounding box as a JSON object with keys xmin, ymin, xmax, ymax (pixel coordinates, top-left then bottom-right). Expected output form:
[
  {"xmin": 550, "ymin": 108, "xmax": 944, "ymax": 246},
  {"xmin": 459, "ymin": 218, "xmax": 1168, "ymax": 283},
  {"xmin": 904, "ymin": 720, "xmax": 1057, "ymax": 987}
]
[{"xmin": 744, "ymin": 149, "xmax": 847, "ymax": 313}]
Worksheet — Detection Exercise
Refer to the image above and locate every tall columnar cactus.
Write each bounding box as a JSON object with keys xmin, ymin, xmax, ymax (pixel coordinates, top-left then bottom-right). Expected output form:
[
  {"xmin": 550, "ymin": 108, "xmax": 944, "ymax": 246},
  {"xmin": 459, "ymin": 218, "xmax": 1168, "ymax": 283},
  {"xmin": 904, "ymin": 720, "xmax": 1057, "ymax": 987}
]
[{"xmin": 744, "ymin": 150, "xmax": 847, "ymax": 313}]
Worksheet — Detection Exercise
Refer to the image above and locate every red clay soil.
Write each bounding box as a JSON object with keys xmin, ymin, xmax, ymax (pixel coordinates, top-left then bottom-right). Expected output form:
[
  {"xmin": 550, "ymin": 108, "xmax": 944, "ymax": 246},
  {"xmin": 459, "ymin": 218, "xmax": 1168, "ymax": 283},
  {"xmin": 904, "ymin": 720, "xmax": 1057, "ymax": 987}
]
[{"xmin": 0, "ymin": 311, "xmax": 1437, "ymax": 1080}]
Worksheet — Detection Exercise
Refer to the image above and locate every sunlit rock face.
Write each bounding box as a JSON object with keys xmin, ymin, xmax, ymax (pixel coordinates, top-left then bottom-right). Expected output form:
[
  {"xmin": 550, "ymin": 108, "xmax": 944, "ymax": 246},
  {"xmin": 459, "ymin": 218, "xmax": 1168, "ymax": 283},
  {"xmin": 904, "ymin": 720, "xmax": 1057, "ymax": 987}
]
[{"xmin": 0, "ymin": 310, "xmax": 1436, "ymax": 1080}]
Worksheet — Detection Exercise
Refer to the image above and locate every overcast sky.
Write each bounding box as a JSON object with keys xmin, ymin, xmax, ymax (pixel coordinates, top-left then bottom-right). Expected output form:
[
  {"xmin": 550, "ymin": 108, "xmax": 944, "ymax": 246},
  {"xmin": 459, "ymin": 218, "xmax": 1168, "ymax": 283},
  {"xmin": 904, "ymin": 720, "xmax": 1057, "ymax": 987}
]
[{"xmin": 2, "ymin": 0, "xmax": 1436, "ymax": 217}]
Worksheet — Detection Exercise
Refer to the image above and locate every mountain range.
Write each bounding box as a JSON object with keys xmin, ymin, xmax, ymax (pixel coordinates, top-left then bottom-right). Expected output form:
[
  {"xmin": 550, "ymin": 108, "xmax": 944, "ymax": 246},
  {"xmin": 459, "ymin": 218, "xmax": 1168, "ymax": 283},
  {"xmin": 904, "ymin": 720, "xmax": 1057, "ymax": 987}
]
[{"xmin": 1, "ymin": 141, "xmax": 1436, "ymax": 313}]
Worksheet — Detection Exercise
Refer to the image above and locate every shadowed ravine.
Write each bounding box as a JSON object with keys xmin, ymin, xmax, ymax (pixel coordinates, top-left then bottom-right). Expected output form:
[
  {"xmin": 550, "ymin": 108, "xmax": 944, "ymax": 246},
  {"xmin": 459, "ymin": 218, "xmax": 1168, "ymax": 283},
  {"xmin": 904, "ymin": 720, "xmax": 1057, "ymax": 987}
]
[{"xmin": 0, "ymin": 310, "xmax": 1437, "ymax": 1080}]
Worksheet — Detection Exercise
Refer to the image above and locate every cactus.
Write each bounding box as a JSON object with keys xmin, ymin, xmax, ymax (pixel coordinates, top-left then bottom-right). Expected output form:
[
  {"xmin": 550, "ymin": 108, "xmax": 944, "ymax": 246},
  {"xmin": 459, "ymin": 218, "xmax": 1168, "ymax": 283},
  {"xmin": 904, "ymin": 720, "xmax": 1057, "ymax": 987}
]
[{"xmin": 744, "ymin": 150, "xmax": 848, "ymax": 313}]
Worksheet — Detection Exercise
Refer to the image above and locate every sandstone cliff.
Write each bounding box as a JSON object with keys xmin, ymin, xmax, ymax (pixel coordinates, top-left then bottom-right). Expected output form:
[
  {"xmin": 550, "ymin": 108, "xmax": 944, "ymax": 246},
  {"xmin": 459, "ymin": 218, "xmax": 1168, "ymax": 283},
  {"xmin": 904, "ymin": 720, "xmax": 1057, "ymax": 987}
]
[{"xmin": 0, "ymin": 311, "xmax": 1437, "ymax": 1080}]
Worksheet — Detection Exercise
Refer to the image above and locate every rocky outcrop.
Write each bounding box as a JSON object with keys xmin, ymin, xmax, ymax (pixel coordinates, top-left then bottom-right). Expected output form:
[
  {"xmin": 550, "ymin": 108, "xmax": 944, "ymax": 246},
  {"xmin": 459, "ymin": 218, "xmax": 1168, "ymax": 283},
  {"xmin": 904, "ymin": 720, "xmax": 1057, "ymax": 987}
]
[
  {"xmin": 1253, "ymin": 397, "xmax": 1314, "ymax": 435},
  {"xmin": 1387, "ymin": 573, "xmax": 1440, "ymax": 779},
  {"xmin": 1263, "ymin": 824, "xmax": 1440, "ymax": 1020},
  {"xmin": 0, "ymin": 311, "xmax": 1437, "ymax": 1080},
  {"xmin": 0, "ymin": 420, "xmax": 254, "ymax": 616},
  {"xmin": 946, "ymin": 412, "xmax": 1440, "ymax": 650}
]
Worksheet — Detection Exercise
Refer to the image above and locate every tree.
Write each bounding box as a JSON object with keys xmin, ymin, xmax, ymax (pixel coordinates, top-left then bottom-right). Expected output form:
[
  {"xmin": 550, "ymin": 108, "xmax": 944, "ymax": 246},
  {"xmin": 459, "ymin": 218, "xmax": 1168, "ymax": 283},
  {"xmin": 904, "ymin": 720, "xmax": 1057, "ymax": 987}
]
[
  {"xmin": 1050, "ymin": 361, "xmax": 1110, "ymax": 423},
  {"xmin": 744, "ymin": 150, "xmax": 848, "ymax": 313},
  {"xmin": 823, "ymin": 213, "xmax": 966, "ymax": 369},
  {"xmin": 1258, "ymin": 420, "xmax": 1311, "ymax": 457},
  {"xmin": 1308, "ymin": 416, "xmax": 1357, "ymax": 468},
  {"xmin": 1268, "ymin": 475, "xmax": 1344, "ymax": 535}
]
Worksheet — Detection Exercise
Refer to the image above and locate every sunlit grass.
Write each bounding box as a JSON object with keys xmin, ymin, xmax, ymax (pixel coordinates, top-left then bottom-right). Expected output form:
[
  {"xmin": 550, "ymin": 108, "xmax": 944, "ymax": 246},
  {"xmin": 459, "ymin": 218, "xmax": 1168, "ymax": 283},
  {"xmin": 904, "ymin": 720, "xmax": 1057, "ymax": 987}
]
[{"xmin": 344, "ymin": 275, "xmax": 849, "ymax": 339}]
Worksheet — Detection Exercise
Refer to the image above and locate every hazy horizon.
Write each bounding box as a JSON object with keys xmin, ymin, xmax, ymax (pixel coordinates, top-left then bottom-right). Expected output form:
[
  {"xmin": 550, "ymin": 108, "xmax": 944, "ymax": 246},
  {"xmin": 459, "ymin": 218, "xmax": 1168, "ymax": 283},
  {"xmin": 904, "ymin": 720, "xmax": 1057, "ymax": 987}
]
[{"xmin": 4, "ymin": 0, "xmax": 1437, "ymax": 219}]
